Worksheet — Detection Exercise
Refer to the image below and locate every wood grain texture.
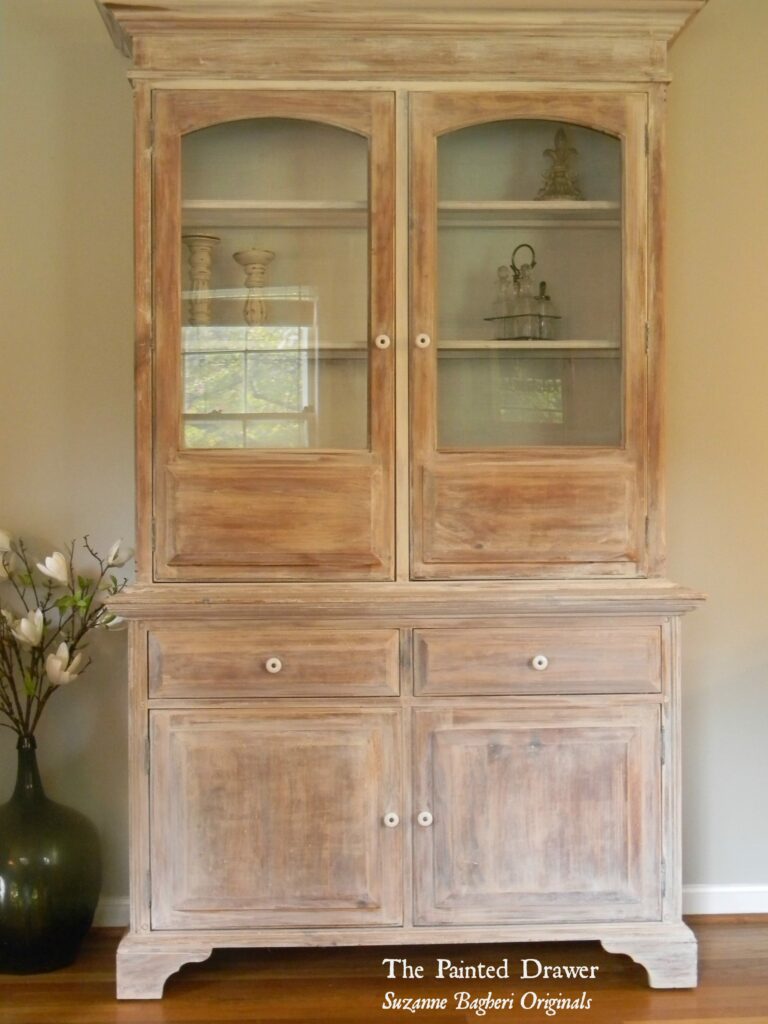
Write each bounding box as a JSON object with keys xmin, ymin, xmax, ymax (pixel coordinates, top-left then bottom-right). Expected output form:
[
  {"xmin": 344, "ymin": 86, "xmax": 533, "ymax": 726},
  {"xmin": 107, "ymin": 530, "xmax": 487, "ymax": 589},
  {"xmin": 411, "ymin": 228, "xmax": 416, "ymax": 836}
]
[
  {"xmin": 412, "ymin": 704, "xmax": 661, "ymax": 926},
  {"xmin": 96, "ymin": 0, "xmax": 709, "ymax": 1001},
  {"xmin": 414, "ymin": 621, "xmax": 663, "ymax": 695},
  {"xmin": 98, "ymin": 1, "xmax": 707, "ymax": 82},
  {"xmin": 6, "ymin": 919, "xmax": 766, "ymax": 1018},
  {"xmin": 409, "ymin": 90, "xmax": 648, "ymax": 580},
  {"xmin": 150, "ymin": 709, "xmax": 403, "ymax": 930},
  {"xmin": 148, "ymin": 624, "xmax": 400, "ymax": 697},
  {"xmin": 152, "ymin": 90, "xmax": 395, "ymax": 581},
  {"xmin": 110, "ymin": 579, "xmax": 706, "ymax": 619}
]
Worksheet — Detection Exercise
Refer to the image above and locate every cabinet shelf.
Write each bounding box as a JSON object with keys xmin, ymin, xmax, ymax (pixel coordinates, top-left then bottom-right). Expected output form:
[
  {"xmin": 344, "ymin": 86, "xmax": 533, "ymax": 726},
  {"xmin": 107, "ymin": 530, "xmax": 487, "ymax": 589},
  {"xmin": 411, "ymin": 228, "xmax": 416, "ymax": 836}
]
[
  {"xmin": 182, "ymin": 199, "xmax": 368, "ymax": 229},
  {"xmin": 439, "ymin": 338, "xmax": 620, "ymax": 354},
  {"xmin": 438, "ymin": 200, "xmax": 620, "ymax": 228}
]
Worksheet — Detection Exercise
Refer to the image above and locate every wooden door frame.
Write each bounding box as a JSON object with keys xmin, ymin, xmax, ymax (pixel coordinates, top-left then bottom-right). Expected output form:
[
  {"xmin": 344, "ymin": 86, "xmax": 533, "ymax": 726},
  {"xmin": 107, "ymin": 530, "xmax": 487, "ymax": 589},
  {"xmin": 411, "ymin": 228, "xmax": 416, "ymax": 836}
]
[
  {"xmin": 150, "ymin": 89, "xmax": 396, "ymax": 580},
  {"xmin": 409, "ymin": 90, "xmax": 649, "ymax": 579}
]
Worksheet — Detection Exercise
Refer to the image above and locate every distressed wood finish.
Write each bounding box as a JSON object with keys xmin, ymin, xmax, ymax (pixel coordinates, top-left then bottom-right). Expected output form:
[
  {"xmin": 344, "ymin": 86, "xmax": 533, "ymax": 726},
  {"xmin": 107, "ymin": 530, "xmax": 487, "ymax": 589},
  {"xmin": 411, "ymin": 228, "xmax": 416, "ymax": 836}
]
[
  {"xmin": 148, "ymin": 624, "xmax": 400, "ymax": 697},
  {"xmin": 414, "ymin": 620, "xmax": 663, "ymax": 696},
  {"xmin": 150, "ymin": 709, "xmax": 403, "ymax": 929},
  {"xmin": 412, "ymin": 705, "xmax": 661, "ymax": 926},
  {"xmin": 410, "ymin": 90, "xmax": 648, "ymax": 579},
  {"xmin": 99, "ymin": 0, "xmax": 707, "ymax": 1001},
  {"xmin": 97, "ymin": 2, "xmax": 706, "ymax": 82},
  {"xmin": 152, "ymin": 89, "xmax": 395, "ymax": 581}
]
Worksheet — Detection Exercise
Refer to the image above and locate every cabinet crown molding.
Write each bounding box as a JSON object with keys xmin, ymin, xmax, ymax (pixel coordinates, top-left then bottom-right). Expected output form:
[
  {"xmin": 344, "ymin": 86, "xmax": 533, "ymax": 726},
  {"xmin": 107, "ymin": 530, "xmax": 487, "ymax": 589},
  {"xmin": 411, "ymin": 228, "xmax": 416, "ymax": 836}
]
[{"xmin": 97, "ymin": 0, "xmax": 707, "ymax": 80}]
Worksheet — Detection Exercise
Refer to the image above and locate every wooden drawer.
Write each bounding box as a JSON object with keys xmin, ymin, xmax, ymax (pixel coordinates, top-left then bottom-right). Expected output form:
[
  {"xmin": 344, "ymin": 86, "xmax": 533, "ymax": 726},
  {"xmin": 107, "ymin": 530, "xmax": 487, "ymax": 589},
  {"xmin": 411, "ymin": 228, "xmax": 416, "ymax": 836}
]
[
  {"xmin": 414, "ymin": 623, "xmax": 662, "ymax": 696},
  {"xmin": 148, "ymin": 626, "xmax": 400, "ymax": 698}
]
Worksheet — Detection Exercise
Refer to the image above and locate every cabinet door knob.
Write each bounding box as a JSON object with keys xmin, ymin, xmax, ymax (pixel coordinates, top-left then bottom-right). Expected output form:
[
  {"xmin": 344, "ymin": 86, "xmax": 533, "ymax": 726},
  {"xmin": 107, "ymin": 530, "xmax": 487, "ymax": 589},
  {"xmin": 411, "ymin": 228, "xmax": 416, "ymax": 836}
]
[
  {"xmin": 415, "ymin": 333, "xmax": 431, "ymax": 349},
  {"xmin": 383, "ymin": 812, "xmax": 400, "ymax": 828},
  {"xmin": 531, "ymin": 654, "xmax": 549, "ymax": 671},
  {"xmin": 417, "ymin": 810, "xmax": 433, "ymax": 827},
  {"xmin": 265, "ymin": 656, "xmax": 283, "ymax": 674},
  {"xmin": 374, "ymin": 334, "xmax": 391, "ymax": 349}
]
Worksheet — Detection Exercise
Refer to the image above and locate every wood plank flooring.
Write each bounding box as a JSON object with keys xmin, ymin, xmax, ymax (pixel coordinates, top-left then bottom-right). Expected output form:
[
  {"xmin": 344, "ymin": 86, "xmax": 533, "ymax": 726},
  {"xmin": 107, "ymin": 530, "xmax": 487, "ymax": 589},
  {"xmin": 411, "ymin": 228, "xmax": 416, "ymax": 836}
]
[{"xmin": 0, "ymin": 919, "xmax": 766, "ymax": 1023}]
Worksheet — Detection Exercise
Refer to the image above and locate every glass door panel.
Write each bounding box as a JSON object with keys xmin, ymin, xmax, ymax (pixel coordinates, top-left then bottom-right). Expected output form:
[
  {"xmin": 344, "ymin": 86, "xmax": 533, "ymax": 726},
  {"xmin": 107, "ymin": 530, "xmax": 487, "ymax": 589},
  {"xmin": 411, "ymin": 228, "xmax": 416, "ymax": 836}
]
[
  {"xmin": 436, "ymin": 119, "xmax": 623, "ymax": 448},
  {"xmin": 180, "ymin": 118, "xmax": 370, "ymax": 450}
]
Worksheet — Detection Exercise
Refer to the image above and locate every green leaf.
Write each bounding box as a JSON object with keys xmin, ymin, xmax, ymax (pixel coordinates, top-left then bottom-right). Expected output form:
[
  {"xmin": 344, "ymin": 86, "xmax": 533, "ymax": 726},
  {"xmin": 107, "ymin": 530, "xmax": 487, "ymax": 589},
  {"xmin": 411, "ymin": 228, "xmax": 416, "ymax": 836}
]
[
  {"xmin": 19, "ymin": 572, "xmax": 33, "ymax": 586},
  {"xmin": 78, "ymin": 575, "xmax": 90, "ymax": 591},
  {"xmin": 23, "ymin": 672, "xmax": 37, "ymax": 697},
  {"xmin": 56, "ymin": 595, "xmax": 76, "ymax": 612}
]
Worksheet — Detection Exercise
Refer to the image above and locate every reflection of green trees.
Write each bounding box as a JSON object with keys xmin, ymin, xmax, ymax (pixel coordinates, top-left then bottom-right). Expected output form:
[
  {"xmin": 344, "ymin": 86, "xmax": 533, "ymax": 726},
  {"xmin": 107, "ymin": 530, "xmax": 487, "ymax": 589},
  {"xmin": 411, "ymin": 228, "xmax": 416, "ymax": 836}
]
[
  {"xmin": 497, "ymin": 361, "xmax": 564, "ymax": 425},
  {"xmin": 183, "ymin": 341, "xmax": 309, "ymax": 448}
]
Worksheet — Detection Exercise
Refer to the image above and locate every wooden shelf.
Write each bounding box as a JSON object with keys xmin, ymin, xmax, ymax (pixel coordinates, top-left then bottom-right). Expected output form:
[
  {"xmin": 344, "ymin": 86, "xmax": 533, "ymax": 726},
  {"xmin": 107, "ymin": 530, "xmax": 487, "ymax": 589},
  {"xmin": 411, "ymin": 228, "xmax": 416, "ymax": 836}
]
[
  {"xmin": 182, "ymin": 199, "xmax": 367, "ymax": 229},
  {"xmin": 182, "ymin": 199, "xmax": 620, "ymax": 230},
  {"xmin": 438, "ymin": 200, "xmax": 620, "ymax": 228},
  {"xmin": 439, "ymin": 338, "xmax": 620, "ymax": 351}
]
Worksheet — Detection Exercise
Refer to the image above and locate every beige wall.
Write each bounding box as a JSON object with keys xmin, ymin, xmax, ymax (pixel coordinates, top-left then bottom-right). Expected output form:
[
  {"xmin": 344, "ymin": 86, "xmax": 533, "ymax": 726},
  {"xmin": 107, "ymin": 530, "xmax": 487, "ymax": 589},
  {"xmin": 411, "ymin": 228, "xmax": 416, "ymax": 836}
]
[
  {"xmin": 0, "ymin": 0, "xmax": 766, "ymax": 914},
  {"xmin": 667, "ymin": 0, "xmax": 768, "ymax": 892}
]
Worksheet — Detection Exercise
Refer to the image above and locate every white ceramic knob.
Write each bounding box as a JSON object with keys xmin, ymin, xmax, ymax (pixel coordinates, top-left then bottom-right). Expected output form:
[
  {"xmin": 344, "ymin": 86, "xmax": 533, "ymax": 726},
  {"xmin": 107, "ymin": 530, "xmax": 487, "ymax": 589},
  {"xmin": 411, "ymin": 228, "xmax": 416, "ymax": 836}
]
[
  {"xmin": 415, "ymin": 333, "xmax": 431, "ymax": 348},
  {"xmin": 383, "ymin": 812, "xmax": 400, "ymax": 828},
  {"xmin": 531, "ymin": 654, "xmax": 549, "ymax": 671},
  {"xmin": 265, "ymin": 657, "xmax": 283, "ymax": 674},
  {"xmin": 374, "ymin": 334, "xmax": 391, "ymax": 349},
  {"xmin": 417, "ymin": 810, "xmax": 433, "ymax": 827}
]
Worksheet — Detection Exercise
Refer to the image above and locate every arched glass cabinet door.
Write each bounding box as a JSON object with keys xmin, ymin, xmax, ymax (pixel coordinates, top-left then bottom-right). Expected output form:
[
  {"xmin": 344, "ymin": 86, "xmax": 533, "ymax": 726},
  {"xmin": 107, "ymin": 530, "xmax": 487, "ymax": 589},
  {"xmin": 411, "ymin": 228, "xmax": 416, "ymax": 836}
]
[
  {"xmin": 151, "ymin": 92, "xmax": 395, "ymax": 581},
  {"xmin": 410, "ymin": 92, "xmax": 649, "ymax": 579}
]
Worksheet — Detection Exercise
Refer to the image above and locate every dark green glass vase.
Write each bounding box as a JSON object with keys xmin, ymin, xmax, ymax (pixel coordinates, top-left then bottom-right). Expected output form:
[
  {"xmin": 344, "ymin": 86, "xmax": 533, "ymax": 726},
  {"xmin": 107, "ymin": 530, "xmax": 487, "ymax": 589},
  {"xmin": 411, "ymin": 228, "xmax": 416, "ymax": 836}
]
[{"xmin": 0, "ymin": 736, "xmax": 101, "ymax": 973}]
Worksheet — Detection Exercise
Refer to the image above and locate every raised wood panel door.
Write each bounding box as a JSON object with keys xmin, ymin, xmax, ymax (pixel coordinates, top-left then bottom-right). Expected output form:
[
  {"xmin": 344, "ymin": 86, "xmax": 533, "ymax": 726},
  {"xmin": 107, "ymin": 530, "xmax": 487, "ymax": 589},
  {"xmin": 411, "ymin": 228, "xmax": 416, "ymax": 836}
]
[
  {"xmin": 150, "ymin": 709, "xmax": 403, "ymax": 929},
  {"xmin": 151, "ymin": 90, "xmax": 395, "ymax": 581},
  {"xmin": 410, "ymin": 91, "xmax": 649, "ymax": 579},
  {"xmin": 412, "ymin": 705, "xmax": 661, "ymax": 925}
]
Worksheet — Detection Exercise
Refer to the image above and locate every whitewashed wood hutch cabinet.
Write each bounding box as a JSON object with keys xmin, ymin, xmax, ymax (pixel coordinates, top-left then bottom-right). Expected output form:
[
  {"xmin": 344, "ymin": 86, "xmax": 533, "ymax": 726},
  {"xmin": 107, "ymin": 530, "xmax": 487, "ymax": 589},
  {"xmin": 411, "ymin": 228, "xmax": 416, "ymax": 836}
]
[{"xmin": 99, "ymin": 0, "xmax": 706, "ymax": 999}]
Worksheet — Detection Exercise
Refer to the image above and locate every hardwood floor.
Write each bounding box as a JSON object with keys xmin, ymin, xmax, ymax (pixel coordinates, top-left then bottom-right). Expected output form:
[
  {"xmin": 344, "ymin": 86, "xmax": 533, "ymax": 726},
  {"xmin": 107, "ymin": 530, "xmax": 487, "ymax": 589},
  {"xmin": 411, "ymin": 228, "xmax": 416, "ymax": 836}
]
[{"xmin": 0, "ymin": 919, "xmax": 766, "ymax": 1023}]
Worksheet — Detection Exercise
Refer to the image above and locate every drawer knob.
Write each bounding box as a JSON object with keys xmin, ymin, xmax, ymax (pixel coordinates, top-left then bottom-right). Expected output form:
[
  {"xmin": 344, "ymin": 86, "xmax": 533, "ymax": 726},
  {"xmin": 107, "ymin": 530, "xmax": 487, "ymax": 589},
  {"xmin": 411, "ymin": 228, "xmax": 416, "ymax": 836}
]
[
  {"xmin": 383, "ymin": 812, "xmax": 400, "ymax": 828},
  {"xmin": 415, "ymin": 333, "xmax": 431, "ymax": 349},
  {"xmin": 265, "ymin": 656, "xmax": 283, "ymax": 674},
  {"xmin": 531, "ymin": 654, "xmax": 549, "ymax": 671},
  {"xmin": 374, "ymin": 333, "xmax": 391, "ymax": 349},
  {"xmin": 417, "ymin": 810, "xmax": 433, "ymax": 827}
]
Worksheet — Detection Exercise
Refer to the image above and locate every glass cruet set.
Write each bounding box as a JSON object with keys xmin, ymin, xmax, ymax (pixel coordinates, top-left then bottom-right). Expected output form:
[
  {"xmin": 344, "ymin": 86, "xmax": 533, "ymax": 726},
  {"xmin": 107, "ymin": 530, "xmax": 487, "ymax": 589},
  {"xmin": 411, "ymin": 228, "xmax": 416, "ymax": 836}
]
[{"xmin": 486, "ymin": 243, "xmax": 561, "ymax": 341}]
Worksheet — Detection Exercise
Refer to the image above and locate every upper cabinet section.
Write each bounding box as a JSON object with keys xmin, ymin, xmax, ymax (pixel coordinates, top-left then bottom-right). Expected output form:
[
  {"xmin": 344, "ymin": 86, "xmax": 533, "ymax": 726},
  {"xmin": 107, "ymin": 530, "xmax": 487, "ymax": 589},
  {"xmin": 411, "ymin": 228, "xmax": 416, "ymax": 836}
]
[{"xmin": 153, "ymin": 92, "xmax": 395, "ymax": 582}]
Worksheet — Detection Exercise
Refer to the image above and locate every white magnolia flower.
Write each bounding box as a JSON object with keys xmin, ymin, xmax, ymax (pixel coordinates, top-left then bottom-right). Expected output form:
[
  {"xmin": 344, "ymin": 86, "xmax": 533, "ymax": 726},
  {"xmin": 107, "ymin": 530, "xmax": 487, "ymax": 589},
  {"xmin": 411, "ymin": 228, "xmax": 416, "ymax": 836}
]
[
  {"xmin": 0, "ymin": 529, "xmax": 11, "ymax": 552},
  {"xmin": 1, "ymin": 608, "xmax": 15, "ymax": 627},
  {"xmin": 12, "ymin": 608, "xmax": 45, "ymax": 646},
  {"xmin": 101, "ymin": 612, "xmax": 127, "ymax": 630},
  {"xmin": 0, "ymin": 552, "xmax": 15, "ymax": 581},
  {"xmin": 106, "ymin": 539, "xmax": 133, "ymax": 567},
  {"xmin": 45, "ymin": 642, "xmax": 86, "ymax": 686},
  {"xmin": 36, "ymin": 551, "xmax": 70, "ymax": 585}
]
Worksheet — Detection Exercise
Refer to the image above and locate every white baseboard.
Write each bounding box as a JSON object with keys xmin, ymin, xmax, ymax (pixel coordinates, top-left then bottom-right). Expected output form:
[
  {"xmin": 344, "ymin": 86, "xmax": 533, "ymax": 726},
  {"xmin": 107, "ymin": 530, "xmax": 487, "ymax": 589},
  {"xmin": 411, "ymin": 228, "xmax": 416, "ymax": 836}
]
[
  {"xmin": 93, "ymin": 897, "xmax": 129, "ymax": 927},
  {"xmin": 683, "ymin": 884, "xmax": 768, "ymax": 915},
  {"xmin": 93, "ymin": 887, "xmax": 768, "ymax": 929}
]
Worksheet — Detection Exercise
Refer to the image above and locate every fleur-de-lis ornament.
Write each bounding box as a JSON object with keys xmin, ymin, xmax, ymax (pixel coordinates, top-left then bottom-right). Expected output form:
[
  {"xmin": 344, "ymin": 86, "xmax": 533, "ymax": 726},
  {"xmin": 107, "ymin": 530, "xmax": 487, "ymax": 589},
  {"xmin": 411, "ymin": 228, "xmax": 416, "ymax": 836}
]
[{"xmin": 536, "ymin": 127, "xmax": 584, "ymax": 201}]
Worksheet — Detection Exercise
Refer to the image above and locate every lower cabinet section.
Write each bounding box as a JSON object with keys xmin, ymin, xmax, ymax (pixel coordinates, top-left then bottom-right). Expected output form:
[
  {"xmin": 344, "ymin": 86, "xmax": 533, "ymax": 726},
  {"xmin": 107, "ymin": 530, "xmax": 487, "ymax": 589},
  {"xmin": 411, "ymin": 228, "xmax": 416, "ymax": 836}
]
[
  {"xmin": 149, "ymin": 709, "xmax": 403, "ymax": 929},
  {"xmin": 149, "ymin": 703, "xmax": 661, "ymax": 931},
  {"xmin": 412, "ymin": 705, "xmax": 661, "ymax": 925}
]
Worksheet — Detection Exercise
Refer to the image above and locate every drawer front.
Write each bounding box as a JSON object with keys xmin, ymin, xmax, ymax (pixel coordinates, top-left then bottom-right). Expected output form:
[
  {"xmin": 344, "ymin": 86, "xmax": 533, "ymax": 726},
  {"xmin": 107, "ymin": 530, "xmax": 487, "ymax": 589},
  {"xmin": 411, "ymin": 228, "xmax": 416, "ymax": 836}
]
[
  {"xmin": 148, "ymin": 626, "xmax": 400, "ymax": 698},
  {"xmin": 414, "ymin": 624, "xmax": 662, "ymax": 696}
]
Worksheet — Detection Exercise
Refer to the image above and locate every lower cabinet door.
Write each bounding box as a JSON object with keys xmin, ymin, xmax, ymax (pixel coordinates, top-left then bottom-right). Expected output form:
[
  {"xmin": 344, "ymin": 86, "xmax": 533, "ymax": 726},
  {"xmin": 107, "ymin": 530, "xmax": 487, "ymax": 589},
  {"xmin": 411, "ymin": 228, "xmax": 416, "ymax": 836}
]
[
  {"xmin": 150, "ymin": 709, "xmax": 403, "ymax": 929},
  {"xmin": 412, "ymin": 705, "xmax": 661, "ymax": 925}
]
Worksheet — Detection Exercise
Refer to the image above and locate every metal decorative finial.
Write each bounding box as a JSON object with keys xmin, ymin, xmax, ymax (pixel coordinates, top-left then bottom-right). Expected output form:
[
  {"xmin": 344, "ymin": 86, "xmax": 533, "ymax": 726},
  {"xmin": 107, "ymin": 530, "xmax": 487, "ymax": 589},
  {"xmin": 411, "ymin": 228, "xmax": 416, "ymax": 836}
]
[{"xmin": 536, "ymin": 127, "xmax": 584, "ymax": 201}]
